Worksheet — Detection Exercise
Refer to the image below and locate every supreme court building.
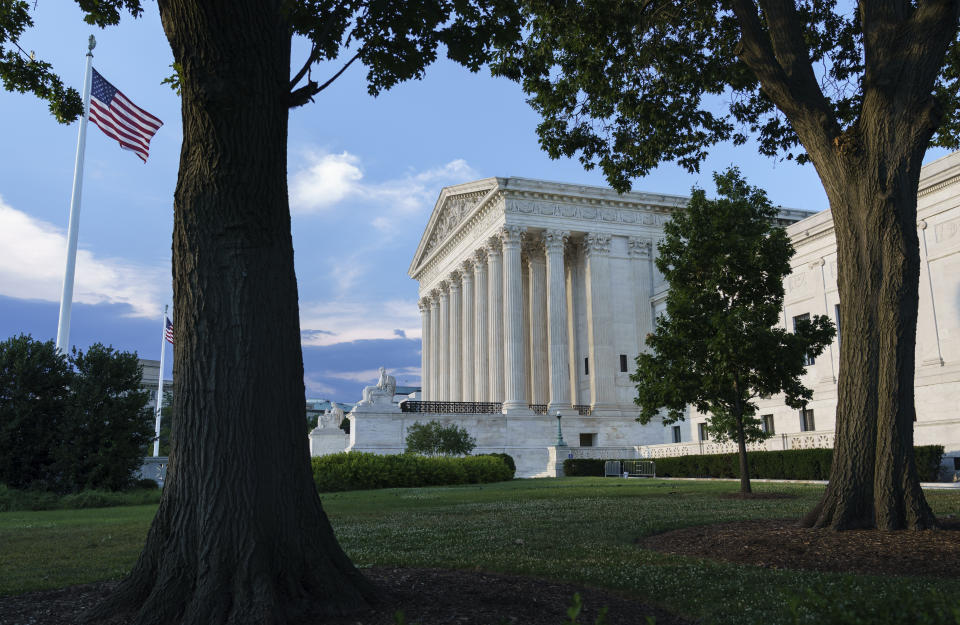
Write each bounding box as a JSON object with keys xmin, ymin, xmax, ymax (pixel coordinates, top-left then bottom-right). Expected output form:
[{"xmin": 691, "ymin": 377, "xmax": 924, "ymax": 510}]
[
  {"xmin": 341, "ymin": 153, "xmax": 960, "ymax": 478},
  {"xmin": 410, "ymin": 176, "xmax": 808, "ymax": 417}
]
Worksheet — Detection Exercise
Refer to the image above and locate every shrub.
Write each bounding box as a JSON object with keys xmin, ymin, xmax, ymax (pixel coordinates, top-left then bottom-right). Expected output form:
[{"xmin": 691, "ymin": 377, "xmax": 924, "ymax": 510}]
[
  {"xmin": 563, "ymin": 459, "xmax": 606, "ymax": 477},
  {"xmin": 405, "ymin": 421, "xmax": 477, "ymax": 456},
  {"xmin": 563, "ymin": 445, "xmax": 946, "ymax": 481},
  {"xmin": 311, "ymin": 452, "xmax": 512, "ymax": 492},
  {"xmin": 133, "ymin": 478, "xmax": 160, "ymax": 490},
  {"xmin": 475, "ymin": 453, "xmax": 516, "ymax": 478},
  {"xmin": 0, "ymin": 484, "xmax": 162, "ymax": 512}
]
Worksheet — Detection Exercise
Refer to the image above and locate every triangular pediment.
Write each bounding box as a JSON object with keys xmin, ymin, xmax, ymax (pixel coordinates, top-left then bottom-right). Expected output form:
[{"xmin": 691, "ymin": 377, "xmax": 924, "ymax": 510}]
[{"xmin": 408, "ymin": 178, "xmax": 501, "ymax": 277}]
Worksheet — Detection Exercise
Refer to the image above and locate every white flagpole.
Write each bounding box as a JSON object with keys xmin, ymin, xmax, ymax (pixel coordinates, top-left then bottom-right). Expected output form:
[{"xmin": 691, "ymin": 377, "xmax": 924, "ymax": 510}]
[
  {"xmin": 55, "ymin": 35, "xmax": 96, "ymax": 353},
  {"xmin": 153, "ymin": 305, "xmax": 168, "ymax": 457}
]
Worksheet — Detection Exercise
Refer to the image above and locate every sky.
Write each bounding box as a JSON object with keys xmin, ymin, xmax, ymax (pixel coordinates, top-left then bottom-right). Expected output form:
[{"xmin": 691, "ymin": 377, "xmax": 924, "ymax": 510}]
[{"xmin": 0, "ymin": 5, "xmax": 951, "ymax": 402}]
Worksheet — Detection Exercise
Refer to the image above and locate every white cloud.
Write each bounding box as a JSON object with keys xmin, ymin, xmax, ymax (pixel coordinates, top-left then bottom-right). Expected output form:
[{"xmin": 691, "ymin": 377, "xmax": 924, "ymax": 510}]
[
  {"xmin": 320, "ymin": 366, "xmax": 421, "ymax": 384},
  {"xmin": 0, "ymin": 196, "xmax": 165, "ymax": 318},
  {"xmin": 289, "ymin": 151, "xmax": 363, "ymax": 212},
  {"xmin": 289, "ymin": 149, "xmax": 478, "ymax": 217},
  {"xmin": 300, "ymin": 298, "xmax": 421, "ymax": 347},
  {"xmin": 304, "ymin": 374, "xmax": 338, "ymax": 396}
]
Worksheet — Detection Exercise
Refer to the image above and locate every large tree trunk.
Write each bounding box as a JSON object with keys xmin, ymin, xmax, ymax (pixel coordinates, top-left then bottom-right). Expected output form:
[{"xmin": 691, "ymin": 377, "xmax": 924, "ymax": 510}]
[
  {"xmin": 801, "ymin": 135, "xmax": 936, "ymax": 530},
  {"xmin": 86, "ymin": 3, "xmax": 378, "ymax": 624}
]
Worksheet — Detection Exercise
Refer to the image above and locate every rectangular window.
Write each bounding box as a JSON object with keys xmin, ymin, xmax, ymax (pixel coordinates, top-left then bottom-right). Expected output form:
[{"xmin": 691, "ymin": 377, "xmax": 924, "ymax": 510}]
[
  {"xmin": 761, "ymin": 414, "xmax": 775, "ymax": 435},
  {"xmin": 584, "ymin": 357, "xmax": 589, "ymax": 375},
  {"xmin": 672, "ymin": 425, "xmax": 682, "ymax": 443},
  {"xmin": 835, "ymin": 303, "xmax": 842, "ymax": 346},
  {"xmin": 579, "ymin": 433, "xmax": 597, "ymax": 447},
  {"xmin": 698, "ymin": 422, "xmax": 708, "ymax": 441},
  {"xmin": 793, "ymin": 313, "xmax": 815, "ymax": 365},
  {"xmin": 619, "ymin": 354, "xmax": 628, "ymax": 372},
  {"xmin": 800, "ymin": 408, "xmax": 816, "ymax": 432}
]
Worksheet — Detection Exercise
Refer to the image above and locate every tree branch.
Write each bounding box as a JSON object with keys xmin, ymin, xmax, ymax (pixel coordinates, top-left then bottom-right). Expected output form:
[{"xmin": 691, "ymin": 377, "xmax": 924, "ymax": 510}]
[
  {"xmin": 730, "ymin": 0, "xmax": 840, "ymax": 163},
  {"xmin": 288, "ymin": 51, "xmax": 361, "ymax": 109},
  {"xmin": 290, "ymin": 42, "xmax": 320, "ymax": 92}
]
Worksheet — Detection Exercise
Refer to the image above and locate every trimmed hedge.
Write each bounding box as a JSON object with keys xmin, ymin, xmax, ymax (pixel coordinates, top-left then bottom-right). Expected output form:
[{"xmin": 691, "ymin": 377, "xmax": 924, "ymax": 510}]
[
  {"xmin": 311, "ymin": 452, "xmax": 514, "ymax": 493},
  {"xmin": 0, "ymin": 484, "xmax": 162, "ymax": 512},
  {"xmin": 476, "ymin": 453, "xmax": 516, "ymax": 477},
  {"xmin": 563, "ymin": 445, "xmax": 945, "ymax": 482}
]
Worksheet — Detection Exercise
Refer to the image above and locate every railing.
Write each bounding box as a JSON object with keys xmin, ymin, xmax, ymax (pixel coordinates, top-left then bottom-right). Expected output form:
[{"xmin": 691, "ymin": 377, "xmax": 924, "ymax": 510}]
[
  {"xmin": 637, "ymin": 429, "xmax": 837, "ymax": 458},
  {"xmin": 573, "ymin": 404, "xmax": 592, "ymax": 416},
  {"xmin": 399, "ymin": 400, "xmax": 503, "ymax": 414},
  {"xmin": 529, "ymin": 404, "xmax": 548, "ymax": 415},
  {"xmin": 568, "ymin": 446, "xmax": 640, "ymax": 460}
]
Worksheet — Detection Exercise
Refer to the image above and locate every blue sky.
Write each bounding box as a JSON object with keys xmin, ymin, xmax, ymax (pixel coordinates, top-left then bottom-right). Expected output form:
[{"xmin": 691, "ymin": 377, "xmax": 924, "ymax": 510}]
[{"xmin": 0, "ymin": 5, "xmax": 950, "ymax": 402}]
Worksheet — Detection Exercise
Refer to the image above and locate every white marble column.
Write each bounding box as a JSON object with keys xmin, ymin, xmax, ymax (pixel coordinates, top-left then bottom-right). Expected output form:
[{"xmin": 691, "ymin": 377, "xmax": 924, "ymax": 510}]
[
  {"xmin": 527, "ymin": 237, "xmax": 549, "ymax": 405},
  {"xmin": 522, "ymin": 255, "xmax": 532, "ymax": 403},
  {"xmin": 419, "ymin": 298, "xmax": 431, "ymax": 400},
  {"xmin": 438, "ymin": 282, "xmax": 450, "ymax": 400},
  {"xmin": 430, "ymin": 292, "xmax": 440, "ymax": 400},
  {"xmin": 448, "ymin": 271, "xmax": 463, "ymax": 402},
  {"xmin": 486, "ymin": 236, "xmax": 505, "ymax": 403},
  {"xmin": 627, "ymin": 236, "xmax": 654, "ymax": 355},
  {"xmin": 545, "ymin": 230, "xmax": 572, "ymax": 413},
  {"xmin": 461, "ymin": 260, "xmax": 475, "ymax": 402},
  {"xmin": 584, "ymin": 233, "xmax": 618, "ymax": 415},
  {"xmin": 502, "ymin": 225, "xmax": 530, "ymax": 414},
  {"xmin": 474, "ymin": 249, "xmax": 490, "ymax": 401},
  {"xmin": 565, "ymin": 246, "xmax": 581, "ymax": 407}
]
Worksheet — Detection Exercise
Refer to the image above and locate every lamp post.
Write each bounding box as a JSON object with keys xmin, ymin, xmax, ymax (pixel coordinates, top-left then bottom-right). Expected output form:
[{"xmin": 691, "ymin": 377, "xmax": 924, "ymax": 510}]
[{"xmin": 555, "ymin": 411, "xmax": 567, "ymax": 446}]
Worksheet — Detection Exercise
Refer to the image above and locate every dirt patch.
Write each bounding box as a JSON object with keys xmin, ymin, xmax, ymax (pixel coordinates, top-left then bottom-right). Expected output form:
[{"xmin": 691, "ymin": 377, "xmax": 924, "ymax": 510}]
[
  {"xmin": 642, "ymin": 517, "xmax": 960, "ymax": 578},
  {"xmin": 0, "ymin": 567, "xmax": 688, "ymax": 625}
]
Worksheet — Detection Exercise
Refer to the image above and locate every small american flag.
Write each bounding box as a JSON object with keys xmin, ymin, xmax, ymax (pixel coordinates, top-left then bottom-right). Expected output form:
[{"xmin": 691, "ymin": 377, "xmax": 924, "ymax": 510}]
[
  {"xmin": 89, "ymin": 68, "xmax": 163, "ymax": 162},
  {"xmin": 164, "ymin": 316, "xmax": 174, "ymax": 345}
]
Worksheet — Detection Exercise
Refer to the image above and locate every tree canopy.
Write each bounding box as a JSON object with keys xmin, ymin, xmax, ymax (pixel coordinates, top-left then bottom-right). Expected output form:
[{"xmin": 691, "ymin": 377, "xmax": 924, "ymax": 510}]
[
  {"xmin": 633, "ymin": 168, "xmax": 834, "ymax": 492},
  {"xmin": 493, "ymin": 0, "xmax": 960, "ymax": 190}
]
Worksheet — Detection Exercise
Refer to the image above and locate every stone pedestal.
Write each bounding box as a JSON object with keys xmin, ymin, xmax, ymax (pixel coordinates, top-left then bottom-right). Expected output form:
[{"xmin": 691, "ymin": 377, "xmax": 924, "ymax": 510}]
[
  {"xmin": 547, "ymin": 445, "xmax": 571, "ymax": 477},
  {"xmin": 309, "ymin": 428, "xmax": 350, "ymax": 456}
]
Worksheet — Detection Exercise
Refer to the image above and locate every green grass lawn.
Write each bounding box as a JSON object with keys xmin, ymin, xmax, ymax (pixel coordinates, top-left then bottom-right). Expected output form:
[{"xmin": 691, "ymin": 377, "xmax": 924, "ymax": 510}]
[{"xmin": 2, "ymin": 478, "xmax": 960, "ymax": 624}]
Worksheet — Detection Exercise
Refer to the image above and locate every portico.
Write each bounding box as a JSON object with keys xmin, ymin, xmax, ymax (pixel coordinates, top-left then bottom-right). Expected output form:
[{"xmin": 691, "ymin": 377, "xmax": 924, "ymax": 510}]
[{"xmin": 408, "ymin": 177, "xmax": 688, "ymax": 417}]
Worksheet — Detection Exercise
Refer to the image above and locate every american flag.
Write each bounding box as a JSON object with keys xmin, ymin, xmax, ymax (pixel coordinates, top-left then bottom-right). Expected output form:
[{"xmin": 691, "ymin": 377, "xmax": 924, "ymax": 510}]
[
  {"xmin": 164, "ymin": 316, "xmax": 174, "ymax": 345},
  {"xmin": 89, "ymin": 68, "xmax": 163, "ymax": 163}
]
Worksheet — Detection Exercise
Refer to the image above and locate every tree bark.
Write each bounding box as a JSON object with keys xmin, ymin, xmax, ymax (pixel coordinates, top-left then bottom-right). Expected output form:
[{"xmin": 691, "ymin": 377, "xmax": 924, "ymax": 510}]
[
  {"xmin": 85, "ymin": 3, "xmax": 378, "ymax": 623},
  {"xmin": 801, "ymin": 126, "xmax": 937, "ymax": 530}
]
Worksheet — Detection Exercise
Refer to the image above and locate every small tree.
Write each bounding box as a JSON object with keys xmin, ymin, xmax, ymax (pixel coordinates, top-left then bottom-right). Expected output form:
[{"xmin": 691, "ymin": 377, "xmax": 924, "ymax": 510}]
[
  {"xmin": 0, "ymin": 334, "xmax": 71, "ymax": 489},
  {"xmin": 58, "ymin": 344, "xmax": 154, "ymax": 491},
  {"xmin": 405, "ymin": 421, "xmax": 476, "ymax": 456},
  {"xmin": 632, "ymin": 169, "xmax": 834, "ymax": 494}
]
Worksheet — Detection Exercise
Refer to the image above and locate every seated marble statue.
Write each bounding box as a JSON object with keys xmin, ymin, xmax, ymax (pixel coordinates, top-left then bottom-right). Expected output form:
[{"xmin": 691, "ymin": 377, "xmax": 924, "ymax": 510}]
[
  {"xmin": 357, "ymin": 366, "xmax": 397, "ymax": 407},
  {"xmin": 316, "ymin": 402, "xmax": 345, "ymax": 430}
]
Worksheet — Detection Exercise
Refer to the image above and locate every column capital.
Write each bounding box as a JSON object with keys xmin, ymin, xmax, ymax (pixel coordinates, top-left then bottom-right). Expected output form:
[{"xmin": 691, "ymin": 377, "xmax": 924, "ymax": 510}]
[
  {"xmin": 418, "ymin": 298, "xmax": 431, "ymax": 312},
  {"xmin": 583, "ymin": 232, "xmax": 612, "ymax": 256},
  {"xmin": 460, "ymin": 257, "xmax": 475, "ymax": 274},
  {"xmin": 474, "ymin": 247, "xmax": 488, "ymax": 264},
  {"xmin": 523, "ymin": 232, "xmax": 545, "ymax": 260},
  {"xmin": 543, "ymin": 229, "xmax": 569, "ymax": 254},
  {"xmin": 627, "ymin": 236, "xmax": 652, "ymax": 259},
  {"xmin": 500, "ymin": 224, "xmax": 526, "ymax": 248},
  {"xmin": 438, "ymin": 280, "xmax": 450, "ymax": 293},
  {"xmin": 448, "ymin": 270, "xmax": 462, "ymax": 290},
  {"xmin": 485, "ymin": 235, "xmax": 503, "ymax": 257}
]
